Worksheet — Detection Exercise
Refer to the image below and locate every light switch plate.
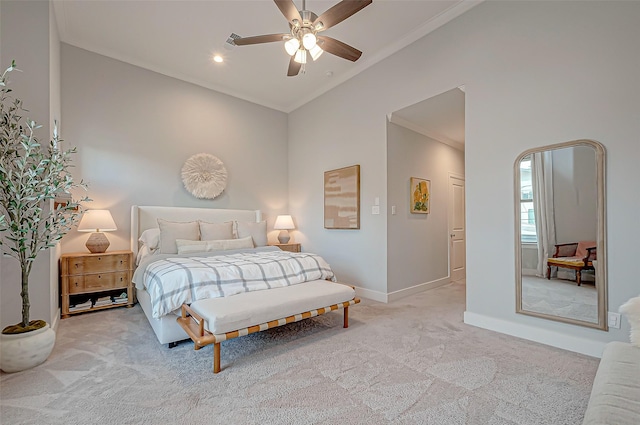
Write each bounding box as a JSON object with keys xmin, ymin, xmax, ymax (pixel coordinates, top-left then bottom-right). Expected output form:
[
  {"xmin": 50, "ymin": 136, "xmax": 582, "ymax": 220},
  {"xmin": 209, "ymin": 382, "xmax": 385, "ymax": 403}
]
[
  {"xmin": 608, "ymin": 312, "xmax": 621, "ymax": 329},
  {"xmin": 372, "ymin": 206, "xmax": 380, "ymax": 215}
]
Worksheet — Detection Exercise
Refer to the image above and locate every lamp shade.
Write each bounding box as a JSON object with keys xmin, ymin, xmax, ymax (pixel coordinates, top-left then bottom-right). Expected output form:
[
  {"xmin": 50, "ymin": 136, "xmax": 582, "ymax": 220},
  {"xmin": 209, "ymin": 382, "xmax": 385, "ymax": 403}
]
[
  {"xmin": 77, "ymin": 210, "xmax": 117, "ymax": 232},
  {"xmin": 284, "ymin": 38, "xmax": 300, "ymax": 56},
  {"xmin": 274, "ymin": 215, "xmax": 294, "ymax": 244},
  {"xmin": 274, "ymin": 215, "xmax": 295, "ymax": 230},
  {"xmin": 309, "ymin": 44, "xmax": 323, "ymax": 61},
  {"xmin": 78, "ymin": 210, "xmax": 117, "ymax": 253}
]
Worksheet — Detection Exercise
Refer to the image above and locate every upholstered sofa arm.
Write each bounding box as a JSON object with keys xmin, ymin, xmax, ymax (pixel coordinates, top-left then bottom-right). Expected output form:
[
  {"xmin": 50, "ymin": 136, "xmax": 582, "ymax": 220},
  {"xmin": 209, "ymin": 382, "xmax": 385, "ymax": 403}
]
[{"xmin": 582, "ymin": 342, "xmax": 640, "ymax": 424}]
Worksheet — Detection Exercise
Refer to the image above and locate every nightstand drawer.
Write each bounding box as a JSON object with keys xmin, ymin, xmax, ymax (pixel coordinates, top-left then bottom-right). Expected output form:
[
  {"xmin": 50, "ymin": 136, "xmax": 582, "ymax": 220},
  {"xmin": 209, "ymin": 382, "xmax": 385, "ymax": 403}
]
[
  {"xmin": 67, "ymin": 271, "xmax": 130, "ymax": 294},
  {"xmin": 64, "ymin": 253, "xmax": 131, "ymax": 275},
  {"xmin": 271, "ymin": 243, "xmax": 301, "ymax": 253}
]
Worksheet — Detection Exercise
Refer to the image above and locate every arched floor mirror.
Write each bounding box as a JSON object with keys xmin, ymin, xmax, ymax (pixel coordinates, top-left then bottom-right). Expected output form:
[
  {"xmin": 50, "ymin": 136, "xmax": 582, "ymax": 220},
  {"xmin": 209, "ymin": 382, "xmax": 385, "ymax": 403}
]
[{"xmin": 515, "ymin": 140, "xmax": 607, "ymax": 330}]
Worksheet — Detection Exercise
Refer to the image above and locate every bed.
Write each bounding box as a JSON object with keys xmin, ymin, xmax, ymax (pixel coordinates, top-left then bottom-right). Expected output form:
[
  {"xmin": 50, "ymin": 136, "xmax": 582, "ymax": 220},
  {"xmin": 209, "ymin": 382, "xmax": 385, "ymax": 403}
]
[{"xmin": 130, "ymin": 205, "xmax": 359, "ymax": 373}]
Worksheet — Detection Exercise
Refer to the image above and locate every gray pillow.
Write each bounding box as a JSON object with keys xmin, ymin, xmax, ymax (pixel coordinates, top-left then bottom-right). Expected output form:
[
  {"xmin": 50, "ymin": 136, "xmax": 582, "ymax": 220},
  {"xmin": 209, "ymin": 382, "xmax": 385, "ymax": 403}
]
[
  {"xmin": 157, "ymin": 219, "xmax": 199, "ymax": 254},
  {"xmin": 236, "ymin": 221, "xmax": 267, "ymax": 247},
  {"xmin": 198, "ymin": 221, "xmax": 234, "ymax": 241}
]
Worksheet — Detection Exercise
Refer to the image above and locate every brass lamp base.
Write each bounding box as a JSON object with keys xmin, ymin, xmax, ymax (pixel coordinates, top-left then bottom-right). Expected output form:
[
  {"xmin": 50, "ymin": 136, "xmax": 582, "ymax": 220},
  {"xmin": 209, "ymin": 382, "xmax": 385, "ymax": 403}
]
[{"xmin": 85, "ymin": 232, "xmax": 110, "ymax": 253}]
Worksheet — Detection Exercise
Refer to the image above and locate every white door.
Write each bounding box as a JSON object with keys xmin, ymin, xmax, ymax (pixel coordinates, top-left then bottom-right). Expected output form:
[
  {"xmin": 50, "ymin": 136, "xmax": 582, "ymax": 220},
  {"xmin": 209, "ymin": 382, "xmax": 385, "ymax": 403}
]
[{"xmin": 449, "ymin": 175, "xmax": 466, "ymax": 281}]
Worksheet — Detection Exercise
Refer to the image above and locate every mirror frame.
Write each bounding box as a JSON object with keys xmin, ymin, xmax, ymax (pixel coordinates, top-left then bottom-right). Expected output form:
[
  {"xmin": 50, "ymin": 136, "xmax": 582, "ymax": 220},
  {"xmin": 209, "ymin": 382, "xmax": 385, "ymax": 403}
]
[{"xmin": 514, "ymin": 139, "xmax": 608, "ymax": 330}]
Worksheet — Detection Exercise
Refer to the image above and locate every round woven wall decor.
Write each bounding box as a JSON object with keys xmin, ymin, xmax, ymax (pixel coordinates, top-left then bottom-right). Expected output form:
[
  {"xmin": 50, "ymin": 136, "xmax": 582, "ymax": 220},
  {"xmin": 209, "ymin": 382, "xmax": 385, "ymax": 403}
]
[{"xmin": 181, "ymin": 153, "xmax": 228, "ymax": 199}]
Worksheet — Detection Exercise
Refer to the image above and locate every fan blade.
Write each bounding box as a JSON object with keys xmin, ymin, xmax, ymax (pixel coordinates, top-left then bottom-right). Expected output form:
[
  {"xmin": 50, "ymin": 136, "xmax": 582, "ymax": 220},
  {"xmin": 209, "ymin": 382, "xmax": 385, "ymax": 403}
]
[
  {"xmin": 234, "ymin": 34, "xmax": 288, "ymax": 46},
  {"xmin": 317, "ymin": 36, "xmax": 362, "ymax": 62},
  {"xmin": 287, "ymin": 56, "xmax": 301, "ymax": 77},
  {"xmin": 274, "ymin": 0, "xmax": 302, "ymax": 25},
  {"xmin": 313, "ymin": 0, "xmax": 372, "ymax": 31}
]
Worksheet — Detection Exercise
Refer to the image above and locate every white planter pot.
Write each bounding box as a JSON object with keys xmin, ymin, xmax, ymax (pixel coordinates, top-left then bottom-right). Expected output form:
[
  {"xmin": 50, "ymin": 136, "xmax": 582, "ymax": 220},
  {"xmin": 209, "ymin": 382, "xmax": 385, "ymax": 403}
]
[{"xmin": 0, "ymin": 322, "xmax": 56, "ymax": 373}]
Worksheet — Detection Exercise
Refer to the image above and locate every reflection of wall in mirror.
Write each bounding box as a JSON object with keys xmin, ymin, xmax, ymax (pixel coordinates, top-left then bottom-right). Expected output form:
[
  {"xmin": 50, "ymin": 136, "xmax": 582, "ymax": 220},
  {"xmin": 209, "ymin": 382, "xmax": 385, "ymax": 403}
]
[
  {"xmin": 521, "ymin": 245, "xmax": 538, "ymax": 275},
  {"xmin": 552, "ymin": 146, "xmax": 597, "ymax": 244},
  {"xmin": 520, "ymin": 145, "xmax": 597, "ymax": 280}
]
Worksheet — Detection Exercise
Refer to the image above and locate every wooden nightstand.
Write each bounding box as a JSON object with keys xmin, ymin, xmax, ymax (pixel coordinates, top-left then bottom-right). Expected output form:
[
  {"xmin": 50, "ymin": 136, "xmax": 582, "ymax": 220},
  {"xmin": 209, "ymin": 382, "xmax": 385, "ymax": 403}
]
[
  {"xmin": 271, "ymin": 243, "xmax": 301, "ymax": 253},
  {"xmin": 60, "ymin": 250, "xmax": 134, "ymax": 318}
]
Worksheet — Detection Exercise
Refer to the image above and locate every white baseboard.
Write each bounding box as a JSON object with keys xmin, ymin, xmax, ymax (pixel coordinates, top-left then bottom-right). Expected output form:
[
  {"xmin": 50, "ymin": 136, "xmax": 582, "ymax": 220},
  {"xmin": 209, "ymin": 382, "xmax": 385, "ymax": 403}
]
[
  {"xmin": 388, "ymin": 277, "xmax": 450, "ymax": 303},
  {"xmin": 521, "ymin": 268, "xmax": 537, "ymax": 276},
  {"xmin": 354, "ymin": 286, "xmax": 388, "ymax": 303},
  {"xmin": 463, "ymin": 311, "xmax": 607, "ymax": 358},
  {"xmin": 354, "ymin": 276, "xmax": 451, "ymax": 304}
]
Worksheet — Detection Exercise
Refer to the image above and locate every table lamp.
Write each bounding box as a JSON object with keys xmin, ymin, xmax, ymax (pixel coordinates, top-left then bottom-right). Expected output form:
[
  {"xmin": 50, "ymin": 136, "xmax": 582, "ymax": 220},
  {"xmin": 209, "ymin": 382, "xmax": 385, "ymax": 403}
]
[
  {"xmin": 274, "ymin": 215, "xmax": 295, "ymax": 244},
  {"xmin": 77, "ymin": 209, "xmax": 117, "ymax": 253}
]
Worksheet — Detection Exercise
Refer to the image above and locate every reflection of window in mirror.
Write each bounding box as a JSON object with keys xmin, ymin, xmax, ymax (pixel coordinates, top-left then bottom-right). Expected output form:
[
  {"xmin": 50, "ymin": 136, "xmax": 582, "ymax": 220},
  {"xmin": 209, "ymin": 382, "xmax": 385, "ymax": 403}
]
[{"xmin": 519, "ymin": 155, "xmax": 536, "ymax": 244}]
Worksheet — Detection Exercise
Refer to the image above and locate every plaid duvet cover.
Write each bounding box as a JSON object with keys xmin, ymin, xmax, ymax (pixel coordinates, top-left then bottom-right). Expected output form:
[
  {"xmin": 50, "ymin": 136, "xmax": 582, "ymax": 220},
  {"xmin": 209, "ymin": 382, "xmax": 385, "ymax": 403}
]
[{"xmin": 142, "ymin": 250, "xmax": 336, "ymax": 318}]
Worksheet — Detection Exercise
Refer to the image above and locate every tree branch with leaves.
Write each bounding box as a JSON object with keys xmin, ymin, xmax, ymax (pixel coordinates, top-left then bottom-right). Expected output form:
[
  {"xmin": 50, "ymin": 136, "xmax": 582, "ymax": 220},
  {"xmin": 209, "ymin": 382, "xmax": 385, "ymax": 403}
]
[{"xmin": 0, "ymin": 61, "xmax": 90, "ymax": 332}]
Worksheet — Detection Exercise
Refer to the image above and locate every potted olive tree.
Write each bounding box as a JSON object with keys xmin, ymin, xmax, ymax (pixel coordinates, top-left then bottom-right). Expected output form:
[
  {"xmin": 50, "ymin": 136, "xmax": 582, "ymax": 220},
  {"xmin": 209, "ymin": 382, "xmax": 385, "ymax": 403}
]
[{"xmin": 0, "ymin": 61, "xmax": 88, "ymax": 372}]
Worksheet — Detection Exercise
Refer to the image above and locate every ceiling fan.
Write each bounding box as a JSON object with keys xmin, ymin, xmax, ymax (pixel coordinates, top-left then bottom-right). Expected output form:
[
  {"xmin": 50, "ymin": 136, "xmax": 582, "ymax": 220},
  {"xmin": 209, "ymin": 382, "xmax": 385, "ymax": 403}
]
[{"xmin": 234, "ymin": 0, "xmax": 372, "ymax": 76}]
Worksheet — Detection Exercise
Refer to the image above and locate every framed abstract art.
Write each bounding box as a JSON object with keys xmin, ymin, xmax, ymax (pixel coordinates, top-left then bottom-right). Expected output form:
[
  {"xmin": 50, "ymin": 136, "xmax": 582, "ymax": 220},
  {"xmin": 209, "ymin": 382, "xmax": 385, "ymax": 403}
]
[
  {"xmin": 410, "ymin": 177, "xmax": 430, "ymax": 214},
  {"xmin": 324, "ymin": 165, "xmax": 360, "ymax": 229}
]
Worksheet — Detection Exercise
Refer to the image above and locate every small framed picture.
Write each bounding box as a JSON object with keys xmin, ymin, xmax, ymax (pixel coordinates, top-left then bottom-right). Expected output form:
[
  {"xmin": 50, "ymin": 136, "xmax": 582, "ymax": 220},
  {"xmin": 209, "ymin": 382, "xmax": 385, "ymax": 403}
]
[{"xmin": 410, "ymin": 177, "xmax": 430, "ymax": 214}]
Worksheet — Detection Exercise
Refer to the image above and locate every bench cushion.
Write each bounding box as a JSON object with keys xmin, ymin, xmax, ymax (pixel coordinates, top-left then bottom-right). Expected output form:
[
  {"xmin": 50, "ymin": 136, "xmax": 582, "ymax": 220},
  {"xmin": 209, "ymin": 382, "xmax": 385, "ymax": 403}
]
[
  {"xmin": 189, "ymin": 280, "xmax": 356, "ymax": 335},
  {"xmin": 582, "ymin": 342, "xmax": 640, "ymax": 425}
]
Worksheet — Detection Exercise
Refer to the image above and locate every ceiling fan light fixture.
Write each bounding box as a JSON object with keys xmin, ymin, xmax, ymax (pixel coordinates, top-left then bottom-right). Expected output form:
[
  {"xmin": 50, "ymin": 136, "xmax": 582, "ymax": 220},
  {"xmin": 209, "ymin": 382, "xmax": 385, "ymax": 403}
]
[
  {"xmin": 284, "ymin": 38, "xmax": 300, "ymax": 56},
  {"xmin": 232, "ymin": 0, "xmax": 372, "ymax": 76},
  {"xmin": 294, "ymin": 49, "xmax": 307, "ymax": 64},
  {"xmin": 309, "ymin": 44, "xmax": 323, "ymax": 61},
  {"xmin": 302, "ymin": 32, "xmax": 317, "ymax": 50}
]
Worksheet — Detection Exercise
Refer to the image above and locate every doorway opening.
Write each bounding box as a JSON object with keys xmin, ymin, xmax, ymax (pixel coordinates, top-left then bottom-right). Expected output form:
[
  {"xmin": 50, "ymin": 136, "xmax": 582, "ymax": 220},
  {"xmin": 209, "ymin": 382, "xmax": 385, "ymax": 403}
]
[{"xmin": 386, "ymin": 86, "xmax": 466, "ymax": 297}]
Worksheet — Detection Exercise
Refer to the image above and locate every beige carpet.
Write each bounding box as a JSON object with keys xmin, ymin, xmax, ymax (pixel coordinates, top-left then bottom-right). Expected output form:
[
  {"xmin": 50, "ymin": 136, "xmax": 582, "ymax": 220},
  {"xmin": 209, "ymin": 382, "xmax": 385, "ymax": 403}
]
[
  {"xmin": 521, "ymin": 276, "xmax": 598, "ymax": 323},
  {"xmin": 0, "ymin": 282, "xmax": 598, "ymax": 424}
]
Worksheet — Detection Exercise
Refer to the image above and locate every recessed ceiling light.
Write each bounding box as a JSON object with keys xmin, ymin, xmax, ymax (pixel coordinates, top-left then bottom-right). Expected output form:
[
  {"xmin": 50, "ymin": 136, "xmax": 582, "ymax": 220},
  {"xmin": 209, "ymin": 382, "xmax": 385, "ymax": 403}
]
[{"xmin": 213, "ymin": 55, "xmax": 223, "ymax": 63}]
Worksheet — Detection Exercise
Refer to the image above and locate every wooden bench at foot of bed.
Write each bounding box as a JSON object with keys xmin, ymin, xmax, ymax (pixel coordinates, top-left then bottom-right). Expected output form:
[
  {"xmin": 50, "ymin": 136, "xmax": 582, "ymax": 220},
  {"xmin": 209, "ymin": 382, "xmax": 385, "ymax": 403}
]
[{"xmin": 175, "ymin": 280, "xmax": 360, "ymax": 373}]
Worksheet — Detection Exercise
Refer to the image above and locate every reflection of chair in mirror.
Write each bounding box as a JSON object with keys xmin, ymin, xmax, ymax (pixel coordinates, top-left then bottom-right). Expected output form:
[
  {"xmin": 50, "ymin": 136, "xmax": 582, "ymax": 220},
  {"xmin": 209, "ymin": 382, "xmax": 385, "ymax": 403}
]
[{"xmin": 546, "ymin": 241, "xmax": 596, "ymax": 286}]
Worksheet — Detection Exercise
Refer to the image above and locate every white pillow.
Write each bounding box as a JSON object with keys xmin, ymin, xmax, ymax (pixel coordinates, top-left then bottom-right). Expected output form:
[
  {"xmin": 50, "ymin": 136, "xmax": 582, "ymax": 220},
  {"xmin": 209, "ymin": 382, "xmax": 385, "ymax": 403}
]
[
  {"xmin": 176, "ymin": 236, "xmax": 254, "ymax": 255},
  {"xmin": 619, "ymin": 296, "xmax": 640, "ymax": 347},
  {"xmin": 136, "ymin": 244, "xmax": 158, "ymax": 265},
  {"xmin": 157, "ymin": 219, "xmax": 200, "ymax": 254},
  {"xmin": 199, "ymin": 221, "xmax": 234, "ymax": 241},
  {"xmin": 138, "ymin": 228, "xmax": 160, "ymax": 250},
  {"xmin": 236, "ymin": 221, "xmax": 268, "ymax": 247}
]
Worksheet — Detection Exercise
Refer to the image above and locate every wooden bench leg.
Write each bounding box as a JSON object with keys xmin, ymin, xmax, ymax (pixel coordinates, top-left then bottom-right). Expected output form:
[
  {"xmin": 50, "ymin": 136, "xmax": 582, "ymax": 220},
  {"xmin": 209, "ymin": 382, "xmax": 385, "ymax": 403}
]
[
  {"xmin": 576, "ymin": 270, "xmax": 582, "ymax": 286},
  {"xmin": 344, "ymin": 306, "xmax": 349, "ymax": 328},
  {"xmin": 547, "ymin": 264, "xmax": 552, "ymax": 280},
  {"xmin": 213, "ymin": 342, "xmax": 221, "ymax": 374}
]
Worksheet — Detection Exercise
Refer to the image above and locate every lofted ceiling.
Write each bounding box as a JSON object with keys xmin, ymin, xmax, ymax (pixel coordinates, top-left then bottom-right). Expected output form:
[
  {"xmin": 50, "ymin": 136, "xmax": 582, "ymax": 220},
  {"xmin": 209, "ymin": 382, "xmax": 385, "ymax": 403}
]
[
  {"xmin": 390, "ymin": 86, "xmax": 465, "ymax": 150},
  {"xmin": 53, "ymin": 0, "xmax": 478, "ymax": 113}
]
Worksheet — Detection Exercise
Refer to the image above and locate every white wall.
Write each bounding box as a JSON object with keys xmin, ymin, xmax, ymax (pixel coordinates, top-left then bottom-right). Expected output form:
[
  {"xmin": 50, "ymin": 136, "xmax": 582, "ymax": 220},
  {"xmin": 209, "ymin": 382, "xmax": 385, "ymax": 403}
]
[
  {"xmin": 0, "ymin": 0, "xmax": 58, "ymax": 329},
  {"xmin": 387, "ymin": 122, "xmax": 464, "ymax": 296},
  {"xmin": 60, "ymin": 45, "xmax": 289, "ymax": 253},
  {"xmin": 49, "ymin": 0, "xmax": 62, "ymax": 330},
  {"xmin": 288, "ymin": 74, "xmax": 390, "ymax": 296},
  {"xmin": 289, "ymin": 1, "xmax": 640, "ymax": 355}
]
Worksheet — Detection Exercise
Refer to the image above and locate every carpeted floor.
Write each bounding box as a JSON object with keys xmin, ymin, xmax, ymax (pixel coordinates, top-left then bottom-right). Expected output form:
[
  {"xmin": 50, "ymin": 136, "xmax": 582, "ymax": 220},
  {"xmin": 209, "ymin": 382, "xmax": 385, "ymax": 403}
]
[
  {"xmin": 0, "ymin": 282, "xmax": 599, "ymax": 425},
  {"xmin": 521, "ymin": 276, "xmax": 597, "ymax": 323}
]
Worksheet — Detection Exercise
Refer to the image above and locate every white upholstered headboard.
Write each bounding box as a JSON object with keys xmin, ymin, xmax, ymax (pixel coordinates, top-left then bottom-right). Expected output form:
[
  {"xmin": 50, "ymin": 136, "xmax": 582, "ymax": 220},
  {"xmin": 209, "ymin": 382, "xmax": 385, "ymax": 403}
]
[{"xmin": 130, "ymin": 205, "xmax": 261, "ymax": 258}]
